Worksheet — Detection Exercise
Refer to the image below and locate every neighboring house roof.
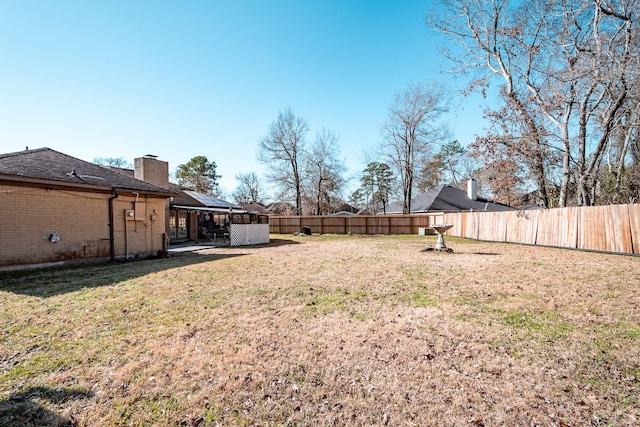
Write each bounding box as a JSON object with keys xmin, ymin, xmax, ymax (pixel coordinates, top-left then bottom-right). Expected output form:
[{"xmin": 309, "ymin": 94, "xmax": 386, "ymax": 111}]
[
  {"xmin": 238, "ymin": 202, "xmax": 270, "ymax": 214},
  {"xmin": 356, "ymin": 208, "xmax": 374, "ymax": 215},
  {"xmin": 386, "ymin": 185, "xmax": 515, "ymax": 214},
  {"xmin": 330, "ymin": 211, "xmax": 359, "ymax": 216},
  {"xmin": 0, "ymin": 147, "xmax": 175, "ymax": 196},
  {"xmin": 335, "ymin": 203, "xmax": 359, "ymax": 214},
  {"xmin": 265, "ymin": 202, "xmax": 296, "ymax": 215}
]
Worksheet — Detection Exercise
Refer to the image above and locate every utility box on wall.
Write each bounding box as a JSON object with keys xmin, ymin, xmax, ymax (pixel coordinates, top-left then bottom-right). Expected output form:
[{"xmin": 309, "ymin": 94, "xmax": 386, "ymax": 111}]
[
  {"xmin": 134, "ymin": 202, "xmax": 145, "ymax": 221},
  {"xmin": 125, "ymin": 204, "xmax": 145, "ymax": 221}
]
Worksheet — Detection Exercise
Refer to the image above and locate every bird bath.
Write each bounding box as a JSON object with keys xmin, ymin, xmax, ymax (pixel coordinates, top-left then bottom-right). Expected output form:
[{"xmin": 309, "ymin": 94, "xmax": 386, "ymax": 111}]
[{"xmin": 423, "ymin": 224, "xmax": 454, "ymax": 252}]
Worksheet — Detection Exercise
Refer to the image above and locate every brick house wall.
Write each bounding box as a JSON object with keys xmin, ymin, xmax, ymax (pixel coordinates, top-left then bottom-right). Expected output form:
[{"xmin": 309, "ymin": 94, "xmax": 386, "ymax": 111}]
[
  {"xmin": 0, "ymin": 183, "xmax": 168, "ymax": 269},
  {"xmin": 112, "ymin": 194, "xmax": 168, "ymax": 259},
  {"xmin": 134, "ymin": 156, "xmax": 172, "ymax": 245}
]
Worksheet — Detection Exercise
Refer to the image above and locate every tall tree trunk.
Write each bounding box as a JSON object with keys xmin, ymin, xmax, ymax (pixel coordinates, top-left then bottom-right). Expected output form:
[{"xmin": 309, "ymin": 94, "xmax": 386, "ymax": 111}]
[
  {"xmin": 293, "ymin": 163, "xmax": 302, "ymax": 216},
  {"xmin": 508, "ymin": 93, "xmax": 549, "ymax": 208},
  {"xmin": 316, "ymin": 176, "xmax": 323, "ymax": 215},
  {"xmin": 579, "ymin": 89, "xmax": 627, "ymax": 206}
]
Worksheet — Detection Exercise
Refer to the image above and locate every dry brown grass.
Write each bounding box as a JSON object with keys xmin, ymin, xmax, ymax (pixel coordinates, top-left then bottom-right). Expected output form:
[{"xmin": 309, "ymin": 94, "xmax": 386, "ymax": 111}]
[{"xmin": 1, "ymin": 234, "xmax": 639, "ymax": 426}]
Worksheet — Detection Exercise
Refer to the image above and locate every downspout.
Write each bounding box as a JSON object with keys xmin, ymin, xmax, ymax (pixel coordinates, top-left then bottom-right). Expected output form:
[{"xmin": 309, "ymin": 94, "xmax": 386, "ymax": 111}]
[
  {"xmin": 124, "ymin": 209, "xmax": 129, "ymax": 260},
  {"xmin": 109, "ymin": 190, "xmax": 119, "ymax": 261}
]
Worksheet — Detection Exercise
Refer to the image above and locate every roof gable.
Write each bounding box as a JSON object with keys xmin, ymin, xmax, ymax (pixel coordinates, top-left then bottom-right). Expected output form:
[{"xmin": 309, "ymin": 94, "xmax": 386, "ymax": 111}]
[
  {"xmin": 0, "ymin": 147, "xmax": 174, "ymax": 195},
  {"xmin": 386, "ymin": 185, "xmax": 443, "ymax": 213}
]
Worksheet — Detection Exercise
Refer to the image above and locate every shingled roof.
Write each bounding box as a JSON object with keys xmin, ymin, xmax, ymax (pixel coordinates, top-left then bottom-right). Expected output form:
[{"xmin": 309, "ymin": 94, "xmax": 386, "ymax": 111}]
[
  {"xmin": 0, "ymin": 147, "xmax": 175, "ymax": 195},
  {"xmin": 237, "ymin": 201, "xmax": 270, "ymax": 214},
  {"xmin": 386, "ymin": 185, "xmax": 515, "ymax": 213}
]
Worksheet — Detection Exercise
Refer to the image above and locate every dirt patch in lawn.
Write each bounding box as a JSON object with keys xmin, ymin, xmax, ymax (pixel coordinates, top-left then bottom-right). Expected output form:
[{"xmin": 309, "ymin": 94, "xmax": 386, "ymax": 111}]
[{"xmin": 1, "ymin": 234, "xmax": 639, "ymax": 426}]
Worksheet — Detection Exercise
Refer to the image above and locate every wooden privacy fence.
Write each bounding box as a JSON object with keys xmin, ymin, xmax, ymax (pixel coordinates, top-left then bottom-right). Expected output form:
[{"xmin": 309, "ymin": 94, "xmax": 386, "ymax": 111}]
[
  {"xmin": 269, "ymin": 215, "xmax": 439, "ymax": 235},
  {"xmin": 270, "ymin": 203, "xmax": 640, "ymax": 255},
  {"xmin": 442, "ymin": 204, "xmax": 640, "ymax": 254}
]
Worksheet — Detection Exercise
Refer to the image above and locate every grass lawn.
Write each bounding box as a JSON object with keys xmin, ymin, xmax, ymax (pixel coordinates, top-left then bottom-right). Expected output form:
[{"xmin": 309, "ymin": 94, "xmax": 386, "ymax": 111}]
[{"xmin": 1, "ymin": 234, "xmax": 639, "ymax": 426}]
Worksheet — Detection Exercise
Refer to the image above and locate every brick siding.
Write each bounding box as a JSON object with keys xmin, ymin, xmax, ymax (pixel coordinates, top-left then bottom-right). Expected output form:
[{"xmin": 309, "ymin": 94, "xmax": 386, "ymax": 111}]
[{"xmin": 0, "ymin": 184, "xmax": 168, "ymax": 269}]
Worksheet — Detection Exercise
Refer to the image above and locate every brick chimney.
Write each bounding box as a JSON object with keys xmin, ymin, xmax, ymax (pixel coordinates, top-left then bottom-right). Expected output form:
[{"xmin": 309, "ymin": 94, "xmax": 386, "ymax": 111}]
[{"xmin": 134, "ymin": 155, "xmax": 169, "ymax": 189}]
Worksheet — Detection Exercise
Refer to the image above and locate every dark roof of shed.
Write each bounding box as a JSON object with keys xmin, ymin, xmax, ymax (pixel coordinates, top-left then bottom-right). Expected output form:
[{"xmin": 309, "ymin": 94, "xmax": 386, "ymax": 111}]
[
  {"xmin": 386, "ymin": 185, "xmax": 515, "ymax": 213},
  {"xmin": 0, "ymin": 147, "xmax": 174, "ymax": 195}
]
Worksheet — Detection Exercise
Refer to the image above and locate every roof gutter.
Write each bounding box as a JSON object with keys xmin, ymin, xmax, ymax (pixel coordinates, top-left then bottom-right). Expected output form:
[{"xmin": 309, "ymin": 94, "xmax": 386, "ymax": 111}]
[
  {"xmin": 112, "ymin": 185, "xmax": 178, "ymax": 198},
  {"xmin": 108, "ymin": 190, "xmax": 119, "ymax": 261},
  {"xmin": 0, "ymin": 174, "xmax": 113, "ymax": 192}
]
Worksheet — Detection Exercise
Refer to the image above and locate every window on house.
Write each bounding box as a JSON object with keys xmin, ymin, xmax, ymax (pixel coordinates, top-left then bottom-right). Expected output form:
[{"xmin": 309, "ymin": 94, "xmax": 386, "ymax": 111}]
[
  {"xmin": 177, "ymin": 210, "xmax": 187, "ymax": 238},
  {"xmin": 169, "ymin": 211, "xmax": 177, "ymax": 238}
]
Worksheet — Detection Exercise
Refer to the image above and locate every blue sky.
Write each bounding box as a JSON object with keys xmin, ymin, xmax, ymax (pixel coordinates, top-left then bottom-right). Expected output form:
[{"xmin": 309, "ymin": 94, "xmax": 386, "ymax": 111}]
[{"xmin": 0, "ymin": 0, "xmax": 492, "ymax": 197}]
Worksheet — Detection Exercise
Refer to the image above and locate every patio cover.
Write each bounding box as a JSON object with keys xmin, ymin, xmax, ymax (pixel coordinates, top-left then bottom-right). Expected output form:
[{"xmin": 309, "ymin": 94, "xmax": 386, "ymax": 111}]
[{"xmin": 171, "ymin": 205, "xmax": 247, "ymax": 214}]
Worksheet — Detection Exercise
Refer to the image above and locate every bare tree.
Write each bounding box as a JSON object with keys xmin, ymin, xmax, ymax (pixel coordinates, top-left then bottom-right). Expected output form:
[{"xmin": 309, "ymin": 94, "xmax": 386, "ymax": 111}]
[
  {"xmin": 601, "ymin": 79, "xmax": 640, "ymax": 204},
  {"xmin": 428, "ymin": 0, "xmax": 551, "ymax": 207},
  {"xmin": 475, "ymin": 155, "xmax": 525, "ymax": 206},
  {"xmin": 93, "ymin": 157, "xmax": 131, "ymax": 168},
  {"xmin": 302, "ymin": 128, "xmax": 346, "ymax": 215},
  {"xmin": 232, "ymin": 172, "xmax": 264, "ymax": 204},
  {"xmin": 429, "ymin": 0, "xmax": 640, "ymax": 207},
  {"xmin": 257, "ymin": 108, "xmax": 308, "ymax": 215},
  {"xmin": 380, "ymin": 82, "xmax": 449, "ymax": 213},
  {"xmin": 439, "ymin": 140, "xmax": 464, "ymax": 185},
  {"xmin": 469, "ymin": 93, "xmax": 554, "ymax": 205},
  {"xmin": 505, "ymin": 0, "xmax": 638, "ymax": 206}
]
